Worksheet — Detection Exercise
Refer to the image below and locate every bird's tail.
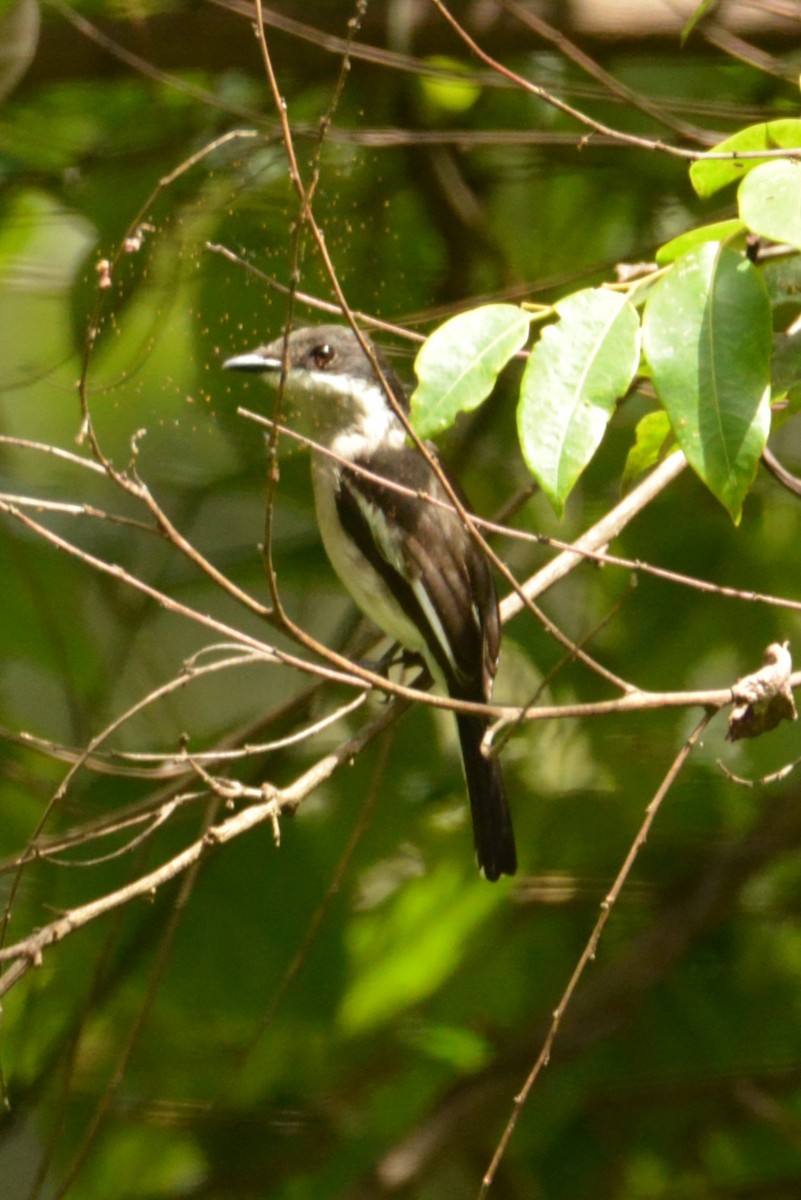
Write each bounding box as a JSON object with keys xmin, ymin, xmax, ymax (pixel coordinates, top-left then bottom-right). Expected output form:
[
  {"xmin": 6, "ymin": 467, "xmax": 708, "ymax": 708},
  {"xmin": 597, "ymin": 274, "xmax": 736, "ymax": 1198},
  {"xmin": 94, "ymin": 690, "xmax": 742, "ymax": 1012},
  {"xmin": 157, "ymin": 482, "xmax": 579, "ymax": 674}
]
[{"xmin": 455, "ymin": 712, "xmax": 516, "ymax": 881}]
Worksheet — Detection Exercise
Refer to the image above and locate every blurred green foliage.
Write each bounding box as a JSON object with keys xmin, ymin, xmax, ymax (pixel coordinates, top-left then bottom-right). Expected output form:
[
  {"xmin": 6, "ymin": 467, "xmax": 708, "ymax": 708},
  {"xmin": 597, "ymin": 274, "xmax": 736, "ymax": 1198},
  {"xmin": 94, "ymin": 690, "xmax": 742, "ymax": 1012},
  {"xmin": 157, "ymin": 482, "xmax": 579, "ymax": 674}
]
[{"xmin": 2, "ymin": 2, "xmax": 801, "ymax": 1198}]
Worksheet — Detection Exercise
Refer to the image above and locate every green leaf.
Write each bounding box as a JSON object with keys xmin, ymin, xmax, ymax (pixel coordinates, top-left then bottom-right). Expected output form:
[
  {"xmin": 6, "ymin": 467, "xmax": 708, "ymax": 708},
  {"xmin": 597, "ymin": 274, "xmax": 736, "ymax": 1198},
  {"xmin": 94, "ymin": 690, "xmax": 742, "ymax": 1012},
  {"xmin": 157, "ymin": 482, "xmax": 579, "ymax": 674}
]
[
  {"xmin": 341, "ymin": 866, "xmax": 497, "ymax": 1033},
  {"xmin": 410, "ymin": 304, "xmax": 531, "ymax": 438},
  {"xmin": 656, "ymin": 219, "xmax": 745, "ymax": 265},
  {"xmin": 739, "ymin": 160, "xmax": 801, "ymax": 251},
  {"xmin": 401, "ymin": 1021, "xmax": 491, "ymax": 1071},
  {"xmin": 517, "ymin": 288, "xmax": 641, "ymax": 516},
  {"xmin": 642, "ymin": 243, "xmax": 772, "ymax": 521},
  {"xmin": 689, "ymin": 119, "xmax": 801, "ymax": 198},
  {"xmin": 419, "ymin": 56, "xmax": 482, "ymax": 115},
  {"xmin": 622, "ymin": 410, "xmax": 675, "ymax": 491}
]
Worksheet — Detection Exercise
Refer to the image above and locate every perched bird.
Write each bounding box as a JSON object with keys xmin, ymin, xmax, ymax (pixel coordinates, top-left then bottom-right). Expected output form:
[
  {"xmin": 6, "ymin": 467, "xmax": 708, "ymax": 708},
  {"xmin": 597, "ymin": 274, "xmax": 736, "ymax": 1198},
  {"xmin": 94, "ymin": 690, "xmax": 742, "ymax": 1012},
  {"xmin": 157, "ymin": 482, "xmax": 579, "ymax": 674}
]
[{"xmin": 224, "ymin": 325, "xmax": 516, "ymax": 880}]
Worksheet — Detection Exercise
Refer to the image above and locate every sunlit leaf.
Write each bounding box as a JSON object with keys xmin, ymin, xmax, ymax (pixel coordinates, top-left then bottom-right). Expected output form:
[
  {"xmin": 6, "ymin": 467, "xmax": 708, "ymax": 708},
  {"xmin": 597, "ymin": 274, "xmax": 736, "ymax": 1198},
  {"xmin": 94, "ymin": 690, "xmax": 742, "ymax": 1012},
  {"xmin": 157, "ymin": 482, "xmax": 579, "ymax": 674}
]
[
  {"xmin": 517, "ymin": 288, "xmax": 640, "ymax": 515},
  {"xmin": 643, "ymin": 243, "xmax": 772, "ymax": 521},
  {"xmin": 400, "ymin": 1021, "xmax": 491, "ymax": 1070},
  {"xmin": 739, "ymin": 160, "xmax": 801, "ymax": 251},
  {"xmin": 656, "ymin": 219, "xmax": 745, "ymax": 265},
  {"xmin": 410, "ymin": 304, "xmax": 531, "ymax": 438},
  {"xmin": 419, "ymin": 56, "xmax": 481, "ymax": 115},
  {"xmin": 340, "ymin": 867, "xmax": 497, "ymax": 1033},
  {"xmin": 622, "ymin": 410, "xmax": 675, "ymax": 491},
  {"xmin": 689, "ymin": 119, "xmax": 801, "ymax": 198}
]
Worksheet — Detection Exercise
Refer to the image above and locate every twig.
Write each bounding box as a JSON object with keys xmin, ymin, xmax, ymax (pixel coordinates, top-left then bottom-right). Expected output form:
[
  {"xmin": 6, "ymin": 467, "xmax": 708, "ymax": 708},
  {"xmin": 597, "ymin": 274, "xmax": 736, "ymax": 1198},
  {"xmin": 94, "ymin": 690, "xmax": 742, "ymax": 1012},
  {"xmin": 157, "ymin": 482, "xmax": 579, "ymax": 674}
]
[
  {"xmin": 46, "ymin": 796, "xmax": 221, "ymax": 1200},
  {"xmin": 501, "ymin": 0, "xmax": 713, "ymax": 144},
  {"xmin": 478, "ymin": 709, "xmax": 715, "ymax": 1196},
  {"xmin": 427, "ymin": 0, "xmax": 801, "ymax": 163},
  {"xmin": 0, "ymin": 693, "xmax": 402, "ymax": 996}
]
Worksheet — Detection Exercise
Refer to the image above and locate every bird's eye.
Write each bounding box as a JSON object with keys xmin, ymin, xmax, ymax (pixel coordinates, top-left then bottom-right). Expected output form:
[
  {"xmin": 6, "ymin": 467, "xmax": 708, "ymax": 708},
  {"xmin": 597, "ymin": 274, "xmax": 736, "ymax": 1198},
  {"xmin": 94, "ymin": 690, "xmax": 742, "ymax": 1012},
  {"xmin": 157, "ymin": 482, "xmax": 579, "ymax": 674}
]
[{"xmin": 311, "ymin": 343, "xmax": 335, "ymax": 369}]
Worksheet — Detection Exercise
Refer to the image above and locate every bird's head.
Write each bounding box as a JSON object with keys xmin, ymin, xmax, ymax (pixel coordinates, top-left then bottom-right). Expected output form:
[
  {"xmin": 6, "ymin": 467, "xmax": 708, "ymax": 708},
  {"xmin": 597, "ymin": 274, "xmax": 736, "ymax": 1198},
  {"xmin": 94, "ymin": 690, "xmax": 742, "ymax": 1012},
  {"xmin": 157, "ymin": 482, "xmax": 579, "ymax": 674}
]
[{"xmin": 224, "ymin": 325, "xmax": 408, "ymax": 449}]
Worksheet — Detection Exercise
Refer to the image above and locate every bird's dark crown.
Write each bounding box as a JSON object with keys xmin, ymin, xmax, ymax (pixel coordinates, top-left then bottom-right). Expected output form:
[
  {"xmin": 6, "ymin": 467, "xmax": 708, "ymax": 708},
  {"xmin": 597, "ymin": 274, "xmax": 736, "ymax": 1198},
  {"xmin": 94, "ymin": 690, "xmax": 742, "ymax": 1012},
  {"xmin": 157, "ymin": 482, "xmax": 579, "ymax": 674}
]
[{"xmin": 225, "ymin": 324, "xmax": 409, "ymax": 412}]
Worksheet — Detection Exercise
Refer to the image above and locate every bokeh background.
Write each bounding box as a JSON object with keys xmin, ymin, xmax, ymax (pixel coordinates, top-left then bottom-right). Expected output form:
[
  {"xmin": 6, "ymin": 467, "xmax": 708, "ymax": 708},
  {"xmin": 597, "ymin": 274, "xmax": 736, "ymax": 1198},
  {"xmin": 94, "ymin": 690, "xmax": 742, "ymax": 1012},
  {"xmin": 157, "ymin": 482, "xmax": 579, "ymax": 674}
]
[{"xmin": 2, "ymin": 2, "xmax": 801, "ymax": 1196}]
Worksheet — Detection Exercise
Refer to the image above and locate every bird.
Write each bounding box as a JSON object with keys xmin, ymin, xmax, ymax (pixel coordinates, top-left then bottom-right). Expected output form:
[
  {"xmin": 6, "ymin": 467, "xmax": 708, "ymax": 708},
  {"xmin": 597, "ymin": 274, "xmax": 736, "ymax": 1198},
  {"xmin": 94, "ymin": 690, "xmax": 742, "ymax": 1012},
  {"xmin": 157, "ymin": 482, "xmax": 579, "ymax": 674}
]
[{"xmin": 224, "ymin": 324, "xmax": 516, "ymax": 880}]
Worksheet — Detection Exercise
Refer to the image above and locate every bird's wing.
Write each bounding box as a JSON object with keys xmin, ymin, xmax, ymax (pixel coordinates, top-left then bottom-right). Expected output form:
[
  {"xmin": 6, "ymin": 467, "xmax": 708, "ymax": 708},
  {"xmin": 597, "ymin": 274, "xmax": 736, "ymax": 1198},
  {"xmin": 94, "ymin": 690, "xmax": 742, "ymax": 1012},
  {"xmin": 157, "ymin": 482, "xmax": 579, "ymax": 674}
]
[{"xmin": 334, "ymin": 443, "xmax": 498, "ymax": 698}]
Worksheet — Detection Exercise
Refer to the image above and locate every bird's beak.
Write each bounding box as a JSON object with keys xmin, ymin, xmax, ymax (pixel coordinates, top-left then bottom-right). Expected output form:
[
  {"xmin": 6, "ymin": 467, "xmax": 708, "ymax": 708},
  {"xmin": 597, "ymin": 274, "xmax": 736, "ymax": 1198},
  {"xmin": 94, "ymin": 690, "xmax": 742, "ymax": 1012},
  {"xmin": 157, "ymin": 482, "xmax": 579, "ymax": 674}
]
[{"xmin": 222, "ymin": 352, "xmax": 281, "ymax": 373}]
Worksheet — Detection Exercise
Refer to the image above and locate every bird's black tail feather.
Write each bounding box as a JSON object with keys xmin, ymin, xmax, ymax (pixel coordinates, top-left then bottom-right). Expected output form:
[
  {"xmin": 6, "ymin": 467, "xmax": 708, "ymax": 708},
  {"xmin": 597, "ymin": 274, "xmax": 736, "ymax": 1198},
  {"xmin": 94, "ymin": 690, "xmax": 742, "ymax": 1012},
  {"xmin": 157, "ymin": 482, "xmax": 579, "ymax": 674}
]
[{"xmin": 455, "ymin": 713, "xmax": 516, "ymax": 881}]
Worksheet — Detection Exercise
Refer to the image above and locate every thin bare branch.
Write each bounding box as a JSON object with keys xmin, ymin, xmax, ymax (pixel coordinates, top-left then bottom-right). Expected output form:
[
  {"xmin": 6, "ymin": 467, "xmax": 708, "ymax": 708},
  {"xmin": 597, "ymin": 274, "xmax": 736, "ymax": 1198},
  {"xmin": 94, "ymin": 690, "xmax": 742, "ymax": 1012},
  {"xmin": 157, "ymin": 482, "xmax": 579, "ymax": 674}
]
[
  {"xmin": 427, "ymin": 0, "xmax": 801, "ymax": 163},
  {"xmin": 0, "ymin": 693, "xmax": 403, "ymax": 996},
  {"xmin": 501, "ymin": 0, "xmax": 714, "ymax": 144},
  {"xmin": 479, "ymin": 708, "xmax": 715, "ymax": 1196}
]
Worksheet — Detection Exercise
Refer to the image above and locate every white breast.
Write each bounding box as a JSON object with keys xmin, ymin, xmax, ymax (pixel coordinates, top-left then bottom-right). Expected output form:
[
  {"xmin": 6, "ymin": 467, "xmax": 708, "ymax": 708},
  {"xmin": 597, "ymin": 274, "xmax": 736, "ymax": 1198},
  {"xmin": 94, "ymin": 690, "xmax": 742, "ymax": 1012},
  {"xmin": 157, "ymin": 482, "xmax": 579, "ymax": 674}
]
[{"xmin": 310, "ymin": 451, "xmax": 430, "ymax": 662}]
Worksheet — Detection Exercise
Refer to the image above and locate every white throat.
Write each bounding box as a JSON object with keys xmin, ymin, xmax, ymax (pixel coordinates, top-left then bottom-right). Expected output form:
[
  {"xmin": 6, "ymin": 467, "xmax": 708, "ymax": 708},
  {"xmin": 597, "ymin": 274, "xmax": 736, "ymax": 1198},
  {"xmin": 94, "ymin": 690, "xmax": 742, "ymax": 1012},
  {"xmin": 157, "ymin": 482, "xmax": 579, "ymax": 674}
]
[{"xmin": 284, "ymin": 369, "xmax": 407, "ymax": 462}]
